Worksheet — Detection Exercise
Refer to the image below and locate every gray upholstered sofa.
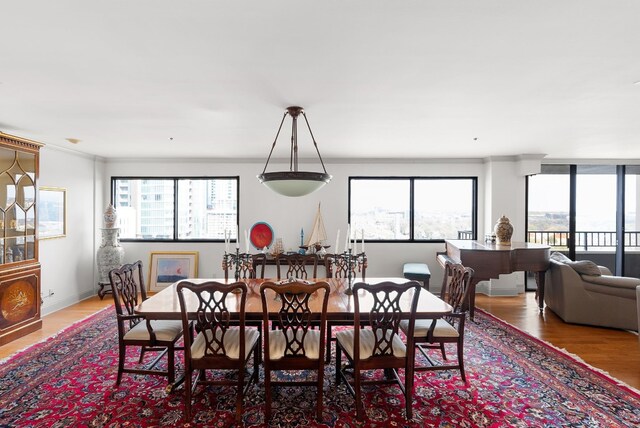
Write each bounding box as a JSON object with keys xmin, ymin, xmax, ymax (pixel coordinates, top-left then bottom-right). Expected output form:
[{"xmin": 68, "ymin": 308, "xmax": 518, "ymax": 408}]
[{"xmin": 544, "ymin": 253, "xmax": 639, "ymax": 332}]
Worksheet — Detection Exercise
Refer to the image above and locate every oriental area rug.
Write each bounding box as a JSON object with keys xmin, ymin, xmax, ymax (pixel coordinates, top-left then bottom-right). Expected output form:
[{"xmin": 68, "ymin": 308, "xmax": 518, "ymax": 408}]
[{"xmin": 1, "ymin": 307, "xmax": 639, "ymax": 427}]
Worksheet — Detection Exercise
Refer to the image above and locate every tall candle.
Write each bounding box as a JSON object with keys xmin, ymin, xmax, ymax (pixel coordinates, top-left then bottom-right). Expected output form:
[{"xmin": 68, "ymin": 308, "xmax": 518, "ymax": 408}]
[
  {"xmin": 235, "ymin": 224, "xmax": 240, "ymax": 249},
  {"xmin": 334, "ymin": 229, "xmax": 340, "ymax": 254},
  {"xmin": 245, "ymin": 229, "xmax": 250, "ymax": 253},
  {"xmin": 353, "ymin": 230, "xmax": 358, "ymax": 254},
  {"xmin": 225, "ymin": 229, "xmax": 229, "ymax": 253},
  {"xmin": 361, "ymin": 229, "xmax": 365, "ymax": 253},
  {"xmin": 345, "ymin": 224, "xmax": 350, "ymax": 251}
]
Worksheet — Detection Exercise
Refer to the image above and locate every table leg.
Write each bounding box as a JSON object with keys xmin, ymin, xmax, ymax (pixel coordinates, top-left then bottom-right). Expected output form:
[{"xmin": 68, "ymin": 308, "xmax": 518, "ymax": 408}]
[
  {"xmin": 467, "ymin": 279, "xmax": 479, "ymax": 321},
  {"xmin": 534, "ymin": 271, "xmax": 546, "ymax": 311}
]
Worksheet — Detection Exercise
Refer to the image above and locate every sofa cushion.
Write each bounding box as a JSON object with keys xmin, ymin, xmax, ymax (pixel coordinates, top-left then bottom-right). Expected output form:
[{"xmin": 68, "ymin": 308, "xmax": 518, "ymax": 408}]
[
  {"xmin": 581, "ymin": 274, "xmax": 640, "ymax": 290},
  {"xmin": 565, "ymin": 260, "xmax": 602, "ymax": 276}
]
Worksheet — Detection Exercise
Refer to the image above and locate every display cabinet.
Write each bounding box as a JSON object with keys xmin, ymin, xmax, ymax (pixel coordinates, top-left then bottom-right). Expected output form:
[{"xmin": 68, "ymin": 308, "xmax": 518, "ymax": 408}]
[{"xmin": 0, "ymin": 132, "xmax": 43, "ymax": 345}]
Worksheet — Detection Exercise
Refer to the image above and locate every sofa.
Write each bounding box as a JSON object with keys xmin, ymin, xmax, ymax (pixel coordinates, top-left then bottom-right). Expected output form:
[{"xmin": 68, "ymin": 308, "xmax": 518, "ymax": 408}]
[{"xmin": 544, "ymin": 253, "xmax": 639, "ymax": 332}]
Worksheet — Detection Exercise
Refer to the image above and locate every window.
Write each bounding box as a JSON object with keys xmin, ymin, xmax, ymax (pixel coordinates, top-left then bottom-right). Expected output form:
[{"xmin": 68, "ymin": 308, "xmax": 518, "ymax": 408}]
[
  {"xmin": 349, "ymin": 177, "xmax": 477, "ymax": 241},
  {"xmin": 111, "ymin": 177, "xmax": 238, "ymax": 241},
  {"xmin": 527, "ymin": 164, "xmax": 640, "ymax": 277}
]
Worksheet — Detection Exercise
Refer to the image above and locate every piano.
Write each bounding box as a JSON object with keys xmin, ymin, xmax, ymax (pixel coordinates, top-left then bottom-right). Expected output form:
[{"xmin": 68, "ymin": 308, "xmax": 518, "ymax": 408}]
[{"xmin": 438, "ymin": 240, "xmax": 550, "ymax": 319}]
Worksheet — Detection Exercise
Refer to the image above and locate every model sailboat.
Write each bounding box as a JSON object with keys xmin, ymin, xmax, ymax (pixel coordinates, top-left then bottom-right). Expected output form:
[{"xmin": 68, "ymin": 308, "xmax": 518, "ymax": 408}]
[{"xmin": 305, "ymin": 203, "xmax": 327, "ymax": 252}]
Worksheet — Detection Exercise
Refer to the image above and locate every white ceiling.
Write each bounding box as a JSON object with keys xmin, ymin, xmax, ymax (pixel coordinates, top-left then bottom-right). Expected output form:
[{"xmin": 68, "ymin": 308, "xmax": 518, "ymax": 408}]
[{"xmin": 2, "ymin": 1, "xmax": 640, "ymax": 161}]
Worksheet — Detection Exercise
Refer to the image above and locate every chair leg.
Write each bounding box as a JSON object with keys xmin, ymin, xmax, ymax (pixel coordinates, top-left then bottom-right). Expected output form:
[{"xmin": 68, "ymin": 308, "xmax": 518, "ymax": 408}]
[
  {"xmin": 405, "ymin": 361, "xmax": 414, "ymax": 419},
  {"xmin": 236, "ymin": 369, "xmax": 244, "ymax": 423},
  {"xmin": 354, "ymin": 369, "xmax": 364, "ymax": 420},
  {"xmin": 457, "ymin": 342, "xmax": 466, "ymax": 383},
  {"xmin": 440, "ymin": 343, "xmax": 447, "ymax": 360},
  {"xmin": 257, "ymin": 328, "xmax": 263, "ymax": 365},
  {"xmin": 264, "ymin": 368, "xmax": 272, "ymax": 421},
  {"xmin": 335, "ymin": 345, "xmax": 342, "ymax": 385},
  {"xmin": 252, "ymin": 344, "xmax": 260, "ymax": 384},
  {"xmin": 139, "ymin": 347, "xmax": 146, "ymax": 364},
  {"xmin": 167, "ymin": 346, "xmax": 175, "ymax": 384},
  {"xmin": 316, "ymin": 362, "xmax": 324, "ymax": 421},
  {"xmin": 184, "ymin": 368, "xmax": 192, "ymax": 420},
  {"xmin": 116, "ymin": 344, "xmax": 126, "ymax": 386},
  {"xmin": 325, "ymin": 325, "xmax": 332, "ymax": 364}
]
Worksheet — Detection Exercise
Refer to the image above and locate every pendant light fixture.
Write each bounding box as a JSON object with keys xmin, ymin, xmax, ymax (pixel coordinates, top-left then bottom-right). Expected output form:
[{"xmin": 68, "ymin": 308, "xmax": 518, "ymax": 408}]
[{"xmin": 257, "ymin": 106, "xmax": 331, "ymax": 197}]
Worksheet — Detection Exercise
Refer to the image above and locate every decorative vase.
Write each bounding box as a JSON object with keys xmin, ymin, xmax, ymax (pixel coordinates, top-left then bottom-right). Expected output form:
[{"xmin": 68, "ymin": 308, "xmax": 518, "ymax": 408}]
[
  {"xmin": 103, "ymin": 204, "xmax": 118, "ymax": 228},
  {"xmin": 97, "ymin": 228, "xmax": 125, "ymax": 284},
  {"xmin": 494, "ymin": 215, "xmax": 513, "ymax": 245}
]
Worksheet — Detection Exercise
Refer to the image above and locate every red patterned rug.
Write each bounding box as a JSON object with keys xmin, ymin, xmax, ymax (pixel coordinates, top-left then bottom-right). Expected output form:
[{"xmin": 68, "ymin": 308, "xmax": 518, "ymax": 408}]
[{"xmin": 1, "ymin": 307, "xmax": 638, "ymax": 427}]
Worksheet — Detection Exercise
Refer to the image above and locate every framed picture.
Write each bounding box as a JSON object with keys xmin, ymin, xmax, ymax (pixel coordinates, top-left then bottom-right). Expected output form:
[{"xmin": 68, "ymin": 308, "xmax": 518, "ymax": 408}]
[
  {"xmin": 148, "ymin": 251, "xmax": 199, "ymax": 292},
  {"xmin": 39, "ymin": 187, "xmax": 66, "ymax": 239}
]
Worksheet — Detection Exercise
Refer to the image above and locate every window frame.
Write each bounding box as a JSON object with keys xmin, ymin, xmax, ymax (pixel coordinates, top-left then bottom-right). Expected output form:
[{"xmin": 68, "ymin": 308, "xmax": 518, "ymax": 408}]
[
  {"xmin": 348, "ymin": 176, "xmax": 478, "ymax": 243},
  {"xmin": 111, "ymin": 176, "xmax": 240, "ymax": 243}
]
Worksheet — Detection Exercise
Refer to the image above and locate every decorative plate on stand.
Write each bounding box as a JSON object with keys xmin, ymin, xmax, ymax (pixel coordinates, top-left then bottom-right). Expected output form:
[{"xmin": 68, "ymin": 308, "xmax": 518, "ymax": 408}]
[{"xmin": 250, "ymin": 222, "xmax": 274, "ymax": 250}]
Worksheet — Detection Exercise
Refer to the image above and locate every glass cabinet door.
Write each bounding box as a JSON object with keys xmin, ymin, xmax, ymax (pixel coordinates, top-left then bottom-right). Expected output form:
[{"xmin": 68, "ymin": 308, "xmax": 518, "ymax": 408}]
[{"xmin": 0, "ymin": 150, "xmax": 37, "ymax": 265}]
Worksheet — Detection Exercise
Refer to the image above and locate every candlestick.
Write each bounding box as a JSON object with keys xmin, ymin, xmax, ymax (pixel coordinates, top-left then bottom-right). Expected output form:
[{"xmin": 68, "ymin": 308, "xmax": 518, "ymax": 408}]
[
  {"xmin": 234, "ymin": 247, "xmax": 240, "ymax": 281},
  {"xmin": 344, "ymin": 247, "xmax": 354, "ymax": 295}
]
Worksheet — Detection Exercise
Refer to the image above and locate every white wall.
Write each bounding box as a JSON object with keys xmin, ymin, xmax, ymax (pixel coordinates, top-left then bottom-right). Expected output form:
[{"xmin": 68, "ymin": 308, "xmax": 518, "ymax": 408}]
[
  {"xmin": 39, "ymin": 146, "xmax": 99, "ymax": 314},
  {"xmin": 104, "ymin": 158, "xmax": 494, "ymax": 291},
  {"xmin": 35, "ymin": 153, "xmax": 534, "ymax": 313}
]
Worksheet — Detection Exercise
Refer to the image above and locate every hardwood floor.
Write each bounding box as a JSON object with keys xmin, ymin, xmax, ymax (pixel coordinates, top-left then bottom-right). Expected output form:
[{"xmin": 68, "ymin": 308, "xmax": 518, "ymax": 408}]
[
  {"xmin": 475, "ymin": 292, "xmax": 640, "ymax": 390},
  {"xmin": 1, "ymin": 292, "xmax": 638, "ymax": 390},
  {"xmin": 0, "ymin": 296, "xmax": 113, "ymax": 360}
]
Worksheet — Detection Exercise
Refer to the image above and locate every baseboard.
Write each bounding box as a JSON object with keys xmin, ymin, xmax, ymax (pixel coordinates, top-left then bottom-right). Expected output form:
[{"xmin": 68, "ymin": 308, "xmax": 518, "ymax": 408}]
[{"xmin": 41, "ymin": 290, "xmax": 97, "ymax": 316}]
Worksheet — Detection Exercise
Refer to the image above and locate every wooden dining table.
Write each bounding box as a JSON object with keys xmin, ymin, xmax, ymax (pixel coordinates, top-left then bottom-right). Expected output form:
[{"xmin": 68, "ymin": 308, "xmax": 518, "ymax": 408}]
[{"xmin": 135, "ymin": 277, "xmax": 453, "ymax": 321}]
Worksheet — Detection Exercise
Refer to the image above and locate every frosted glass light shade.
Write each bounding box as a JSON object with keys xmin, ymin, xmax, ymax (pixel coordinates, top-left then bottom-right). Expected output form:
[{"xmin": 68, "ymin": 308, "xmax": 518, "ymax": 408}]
[{"xmin": 258, "ymin": 171, "xmax": 331, "ymax": 197}]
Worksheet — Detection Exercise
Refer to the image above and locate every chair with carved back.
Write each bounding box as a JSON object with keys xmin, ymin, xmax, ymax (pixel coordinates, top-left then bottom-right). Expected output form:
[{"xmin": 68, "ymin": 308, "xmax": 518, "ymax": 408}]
[
  {"xmin": 176, "ymin": 280, "xmax": 261, "ymax": 422},
  {"xmin": 400, "ymin": 261, "xmax": 474, "ymax": 383},
  {"xmin": 276, "ymin": 253, "xmax": 318, "ymax": 279},
  {"xmin": 260, "ymin": 280, "xmax": 330, "ymax": 421},
  {"xmin": 223, "ymin": 253, "xmax": 265, "ymax": 280},
  {"xmin": 324, "ymin": 253, "xmax": 367, "ymax": 281},
  {"xmin": 335, "ymin": 280, "xmax": 421, "ymax": 420},
  {"xmin": 323, "ymin": 253, "xmax": 368, "ymax": 363},
  {"xmin": 109, "ymin": 260, "xmax": 184, "ymax": 386},
  {"xmin": 252, "ymin": 254, "xmax": 267, "ymax": 279}
]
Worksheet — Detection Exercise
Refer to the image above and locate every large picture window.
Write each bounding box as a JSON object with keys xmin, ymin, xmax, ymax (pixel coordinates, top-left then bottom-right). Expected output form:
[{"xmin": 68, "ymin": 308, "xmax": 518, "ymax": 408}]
[
  {"xmin": 349, "ymin": 177, "xmax": 477, "ymax": 242},
  {"xmin": 111, "ymin": 177, "xmax": 238, "ymax": 241}
]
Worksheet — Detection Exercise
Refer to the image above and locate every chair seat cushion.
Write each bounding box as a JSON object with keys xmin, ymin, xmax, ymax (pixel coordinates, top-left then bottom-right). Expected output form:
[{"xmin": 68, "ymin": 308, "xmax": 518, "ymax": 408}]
[
  {"xmin": 336, "ymin": 328, "xmax": 406, "ymax": 359},
  {"xmin": 191, "ymin": 327, "xmax": 260, "ymax": 360},
  {"xmin": 399, "ymin": 318, "xmax": 459, "ymax": 338},
  {"xmin": 123, "ymin": 319, "xmax": 183, "ymax": 342},
  {"xmin": 268, "ymin": 329, "xmax": 321, "ymax": 360}
]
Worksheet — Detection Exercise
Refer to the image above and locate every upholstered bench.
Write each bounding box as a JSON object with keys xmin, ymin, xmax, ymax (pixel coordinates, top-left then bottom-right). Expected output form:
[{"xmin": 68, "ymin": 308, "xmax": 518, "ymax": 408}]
[{"xmin": 403, "ymin": 263, "xmax": 431, "ymax": 290}]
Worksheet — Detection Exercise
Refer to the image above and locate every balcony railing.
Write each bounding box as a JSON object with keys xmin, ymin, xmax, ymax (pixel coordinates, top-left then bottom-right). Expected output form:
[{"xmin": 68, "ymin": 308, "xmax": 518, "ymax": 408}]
[{"xmin": 527, "ymin": 230, "xmax": 640, "ymax": 250}]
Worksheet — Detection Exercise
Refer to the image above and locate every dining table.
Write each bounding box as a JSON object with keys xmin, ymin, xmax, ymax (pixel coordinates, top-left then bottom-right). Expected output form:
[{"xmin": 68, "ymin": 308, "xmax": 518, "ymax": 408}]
[{"xmin": 135, "ymin": 277, "xmax": 453, "ymax": 321}]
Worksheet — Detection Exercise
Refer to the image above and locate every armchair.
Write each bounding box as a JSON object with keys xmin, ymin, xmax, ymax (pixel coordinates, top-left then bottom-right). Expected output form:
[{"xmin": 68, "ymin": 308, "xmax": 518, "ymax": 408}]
[{"xmin": 545, "ymin": 253, "xmax": 639, "ymax": 331}]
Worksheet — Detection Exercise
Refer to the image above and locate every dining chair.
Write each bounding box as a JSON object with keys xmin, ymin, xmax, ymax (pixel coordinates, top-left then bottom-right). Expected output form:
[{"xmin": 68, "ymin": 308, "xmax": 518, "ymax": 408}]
[
  {"xmin": 335, "ymin": 280, "xmax": 421, "ymax": 420},
  {"xmin": 324, "ymin": 253, "xmax": 367, "ymax": 281},
  {"xmin": 400, "ymin": 261, "xmax": 474, "ymax": 383},
  {"xmin": 252, "ymin": 254, "xmax": 267, "ymax": 279},
  {"xmin": 260, "ymin": 280, "xmax": 330, "ymax": 421},
  {"xmin": 176, "ymin": 280, "xmax": 261, "ymax": 422},
  {"xmin": 223, "ymin": 253, "xmax": 264, "ymax": 280},
  {"xmin": 275, "ymin": 253, "xmax": 318, "ymax": 279},
  {"xmin": 109, "ymin": 260, "xmax": 184, "ymax": 386},
  {"xmin": 323, "ymin": 253, "xmax": 368, "ymax": 363}
]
